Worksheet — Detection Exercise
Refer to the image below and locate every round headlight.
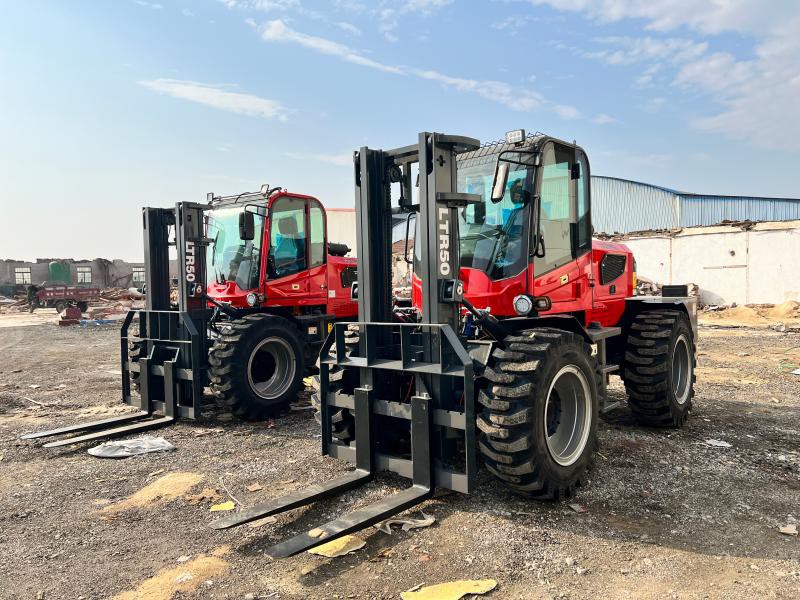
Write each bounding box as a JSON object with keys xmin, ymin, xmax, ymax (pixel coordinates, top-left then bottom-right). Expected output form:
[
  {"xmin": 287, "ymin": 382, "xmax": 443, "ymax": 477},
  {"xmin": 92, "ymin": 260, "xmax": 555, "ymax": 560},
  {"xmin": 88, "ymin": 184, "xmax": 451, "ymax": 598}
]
[
  {"xmin": 513, "ymin": 294, "xmax": 533, "ymax": 316},
  {"xmin": 246, "ymin": 292, "xmax": 258, "ymax": 307}
]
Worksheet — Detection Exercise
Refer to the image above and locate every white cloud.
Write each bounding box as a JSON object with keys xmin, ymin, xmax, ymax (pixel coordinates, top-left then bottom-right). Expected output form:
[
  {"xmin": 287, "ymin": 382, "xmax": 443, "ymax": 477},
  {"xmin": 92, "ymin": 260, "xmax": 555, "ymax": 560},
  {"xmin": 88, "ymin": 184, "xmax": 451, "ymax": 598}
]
[
  {"xmin": 335, "ymin": 21, "xmax": 361, "ymax": 36},
  {"xmin": 182, "ymin": 8, "xmax": 195, "ymax": 17},
  {"xmin": 257, "ymin": 21, "xmax": 581, "ymax": 120},
  {"xmin": 221, "ymin": 0, "xmax": 300, "ymax": 10},
  {"xmin": 135, "ymin": 1, "xmax": 163, "ymax": 8},
  {"xmin": 531, "ymin": 0, "xmax": 800, "ymax": 150},
  {"xmin": 413, "ymin": 68, "xmax": 546, "ymax": 112},
  {"xmin": 139, "ymin": 79, "xmax": 290, "ymax": 120},
  {"xmin": 377, "ymin": 0, "xmax": 453, "ymax": 42},
  {"xmin": 284, "ymin": 151, "xmax": 352, "ymax": 166},
  {"xmin": 592, "ymin": 113, "xmax": 617, "ymax": 125},
  {"xmin": 637, "ymin": 96, "xmax": 667, "ymax": 114},
  {"xmin": 633, "ymin": 63, "xmax": 660, "ymax": 89},
  {"xmin": 674, "ymin": 52, "xmax": 754, "ymax": 93},
  {"xmin": 492, "ymin": 14, "xmax": 565, "ymax": 34},
  {"xmin": 553, "ymin": 104, "xmax": 581, "ymax": 120},
  {"xmin": 583, "ymin": 36, "xmax": 707, "ymax": 66},
  {"xmin": 261, "ymin": 20, "xmax": 404, "ymax": 74},
  {"xmin": 403, "ymin": 0, "xmax": 453, "ymax": 13},
  {"xmin": 529, "ymin": 0, "xmax": 797, "ymax": 35}
]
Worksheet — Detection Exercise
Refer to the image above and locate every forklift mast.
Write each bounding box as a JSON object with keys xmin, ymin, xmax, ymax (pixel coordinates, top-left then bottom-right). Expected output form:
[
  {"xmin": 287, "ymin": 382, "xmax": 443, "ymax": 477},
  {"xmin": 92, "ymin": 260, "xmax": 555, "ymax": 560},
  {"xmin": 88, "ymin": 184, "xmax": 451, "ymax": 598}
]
[
  {"xmin": 23, "ymin": 202, "xmax": 212, "ymax": 447},
  {"xmin": 127, "ymin": 202, "xmax": 211, "ymax": 418},
  {"xmin": 209, "ymin": 132, "xmax": 487, "ymax": 557}
]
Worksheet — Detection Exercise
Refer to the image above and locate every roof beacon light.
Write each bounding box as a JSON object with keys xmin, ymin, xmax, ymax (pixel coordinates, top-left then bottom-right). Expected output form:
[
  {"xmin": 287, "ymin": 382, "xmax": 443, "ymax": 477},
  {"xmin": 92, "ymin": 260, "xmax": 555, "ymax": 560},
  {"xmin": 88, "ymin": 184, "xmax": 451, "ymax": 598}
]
[{"xmin": 505, "ymin": 129, "xmax": 526, "ymax": 145}]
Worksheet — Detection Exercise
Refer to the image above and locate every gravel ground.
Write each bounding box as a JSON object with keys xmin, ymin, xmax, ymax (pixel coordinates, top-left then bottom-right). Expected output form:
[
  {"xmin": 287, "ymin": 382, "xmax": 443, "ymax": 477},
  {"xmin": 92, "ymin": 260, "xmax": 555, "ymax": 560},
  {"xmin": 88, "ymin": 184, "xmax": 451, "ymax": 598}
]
[{"xmin": 0, "ymin": 320, "xmax": 798, "ymax": 599}]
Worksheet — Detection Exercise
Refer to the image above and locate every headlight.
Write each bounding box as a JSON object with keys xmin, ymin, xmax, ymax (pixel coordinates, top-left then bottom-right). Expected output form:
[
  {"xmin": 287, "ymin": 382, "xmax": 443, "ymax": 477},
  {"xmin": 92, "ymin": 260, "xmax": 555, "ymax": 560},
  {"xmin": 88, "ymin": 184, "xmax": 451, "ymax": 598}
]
[
  {"xmin": 246, "ymin": 292, "xmax": 258, "ymax": 307},
  {"xmin": 513, "ymin": 294, "xmax": 534, "ymax": 316}
]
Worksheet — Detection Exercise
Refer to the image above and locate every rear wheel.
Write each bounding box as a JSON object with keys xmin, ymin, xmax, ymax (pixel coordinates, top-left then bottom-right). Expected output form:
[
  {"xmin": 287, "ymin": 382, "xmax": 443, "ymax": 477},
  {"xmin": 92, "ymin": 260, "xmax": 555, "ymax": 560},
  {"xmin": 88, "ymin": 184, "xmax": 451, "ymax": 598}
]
[
  {"xmin": 209, "ymin": 314, "xmax": 305, "ymax": 420},
  {"xmin": 310, "ymin": 330, "xmax": 358, "ymax": 444},
  {"xmin": 54, "ymin": 300, "xmax": 67, "ymax": 314},
  {"xmin": 477, "ymin": 328, "xmax": 600, "ymax": 500},
  {"xmin": 622, "ymin": 309, "xmax": 696, "ymax": 427},
  {"xmin": 77, "ymin": 301, "xmax": 89, "ymax": 313}
]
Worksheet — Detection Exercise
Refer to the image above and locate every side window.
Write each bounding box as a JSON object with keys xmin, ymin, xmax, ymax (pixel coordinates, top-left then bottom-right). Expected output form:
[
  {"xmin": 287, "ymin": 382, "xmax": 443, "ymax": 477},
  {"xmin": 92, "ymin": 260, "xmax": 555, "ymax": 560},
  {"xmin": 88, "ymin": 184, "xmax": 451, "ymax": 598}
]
[
  {"xmin": 576, "ymin": 150, "xmax": 591, "ymax": 255},
  {"xmin": 309, "ymin": 204, "xmax": 325, "ymax": 268},
  {"xmin": 269, "ymin": 197, "xmax": 307, "ymax": 278},
  {"xmin": 534, "ymin": 143, "xmax": 575, "ymax": 275}
]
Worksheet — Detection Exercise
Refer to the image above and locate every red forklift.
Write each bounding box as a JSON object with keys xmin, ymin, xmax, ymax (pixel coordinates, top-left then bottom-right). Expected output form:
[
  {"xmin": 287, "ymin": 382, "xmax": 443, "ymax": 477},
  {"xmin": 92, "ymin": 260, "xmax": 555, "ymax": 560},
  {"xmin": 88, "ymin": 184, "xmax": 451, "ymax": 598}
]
[
  {"xmin": 22, "ymin": 185, "xmax": 358, "ymax": 447},
  {"xmin": 211, "ymin": 131, "xmax": 697, "ymax": 558}
]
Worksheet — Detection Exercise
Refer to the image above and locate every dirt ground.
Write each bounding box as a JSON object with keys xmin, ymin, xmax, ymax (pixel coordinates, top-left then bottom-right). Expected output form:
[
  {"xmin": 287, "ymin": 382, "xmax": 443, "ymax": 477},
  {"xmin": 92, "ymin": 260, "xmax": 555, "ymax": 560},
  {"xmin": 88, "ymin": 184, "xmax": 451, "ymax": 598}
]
[{"xmin": 0, "ymin": 317, "xmax": 798, "ymax": 600}]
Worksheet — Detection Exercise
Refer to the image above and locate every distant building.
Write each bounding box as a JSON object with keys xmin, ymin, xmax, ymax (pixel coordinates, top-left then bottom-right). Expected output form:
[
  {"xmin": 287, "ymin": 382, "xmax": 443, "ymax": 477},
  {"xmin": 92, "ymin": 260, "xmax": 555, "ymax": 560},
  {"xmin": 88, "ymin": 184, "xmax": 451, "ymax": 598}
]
[
  {"xmin": 591, "ymin": 176, "xmax": 800, "ymax": 234},
  {"xmin": 0, "ymin": 259, "xmax": 145, "ymax": 296}
]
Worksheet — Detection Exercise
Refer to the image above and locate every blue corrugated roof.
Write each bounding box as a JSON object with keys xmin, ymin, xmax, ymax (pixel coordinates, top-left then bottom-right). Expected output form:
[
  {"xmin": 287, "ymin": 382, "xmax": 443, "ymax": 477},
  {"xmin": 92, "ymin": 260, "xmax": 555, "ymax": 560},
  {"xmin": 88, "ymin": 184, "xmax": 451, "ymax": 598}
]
[{"xmin": 591, "ymin": 176, "xmax": 800, "ymax": 234}]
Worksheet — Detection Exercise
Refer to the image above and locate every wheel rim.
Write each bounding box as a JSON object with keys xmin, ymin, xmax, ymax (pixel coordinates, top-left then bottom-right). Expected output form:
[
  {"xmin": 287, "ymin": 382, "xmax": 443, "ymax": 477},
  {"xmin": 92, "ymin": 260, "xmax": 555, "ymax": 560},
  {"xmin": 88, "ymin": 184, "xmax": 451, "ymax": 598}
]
[
  {"xmin": 544, "ymin": 365, "xmax": 592, "ymax": 467},
  {"xmin": 247, "ymin": 337, "xmax": 296, "ymax": 400},
  {"xmin": 672, "ymin": 334, "xmax": 692, "ymax": 405}
]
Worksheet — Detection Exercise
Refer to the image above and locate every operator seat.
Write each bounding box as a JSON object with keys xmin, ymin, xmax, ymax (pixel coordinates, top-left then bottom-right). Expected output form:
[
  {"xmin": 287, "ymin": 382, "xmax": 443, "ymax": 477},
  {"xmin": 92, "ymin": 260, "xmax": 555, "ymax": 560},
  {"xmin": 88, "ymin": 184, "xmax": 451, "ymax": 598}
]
[{"xmin": 273, "ymin": 217, "xmax": 306, "ymax": 277}]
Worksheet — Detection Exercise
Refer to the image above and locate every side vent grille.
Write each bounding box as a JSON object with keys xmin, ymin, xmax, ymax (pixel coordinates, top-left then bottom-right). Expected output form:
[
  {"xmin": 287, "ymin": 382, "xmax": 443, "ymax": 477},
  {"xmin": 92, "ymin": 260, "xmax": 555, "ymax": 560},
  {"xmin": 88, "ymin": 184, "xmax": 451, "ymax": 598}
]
[
  {"xmin": 600, "ymin": 254, "xmax": 626, "ymax": 285},
  {"xmin": 340, "ymin": 266, "xmax": 358, "ymax": 289}
]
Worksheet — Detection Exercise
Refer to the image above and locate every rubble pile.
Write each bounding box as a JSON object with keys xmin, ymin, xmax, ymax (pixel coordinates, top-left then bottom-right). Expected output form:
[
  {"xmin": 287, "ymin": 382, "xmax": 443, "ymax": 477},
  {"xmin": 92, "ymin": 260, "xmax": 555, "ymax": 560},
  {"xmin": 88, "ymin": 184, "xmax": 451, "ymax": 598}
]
[
  {"xmin": 0, "ymin": 287, "xmax": 145, "ymax": 318},
  {"xmin": 87, "ymin": 287, "xmax": 145, "ymax": 320},
  {"xmin": 0, "ymin": 294, "xmax": 30, "ymax": 314}
]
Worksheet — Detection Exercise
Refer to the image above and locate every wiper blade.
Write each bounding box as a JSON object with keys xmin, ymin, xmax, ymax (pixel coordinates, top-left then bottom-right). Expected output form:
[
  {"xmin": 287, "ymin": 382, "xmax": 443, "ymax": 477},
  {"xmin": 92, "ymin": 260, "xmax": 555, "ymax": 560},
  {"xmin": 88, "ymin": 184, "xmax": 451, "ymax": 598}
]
[{"xmin": 211, "ymin": 230, "xmax": 220, "ymax": 266}]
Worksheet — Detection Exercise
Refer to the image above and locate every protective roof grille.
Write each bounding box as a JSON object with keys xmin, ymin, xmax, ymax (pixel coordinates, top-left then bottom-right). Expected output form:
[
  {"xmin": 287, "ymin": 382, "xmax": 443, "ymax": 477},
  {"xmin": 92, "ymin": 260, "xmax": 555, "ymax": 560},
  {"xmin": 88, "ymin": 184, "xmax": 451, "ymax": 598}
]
[{"xmin": 456, "ymin": 131, "xmax": 546, "ymax": 167}]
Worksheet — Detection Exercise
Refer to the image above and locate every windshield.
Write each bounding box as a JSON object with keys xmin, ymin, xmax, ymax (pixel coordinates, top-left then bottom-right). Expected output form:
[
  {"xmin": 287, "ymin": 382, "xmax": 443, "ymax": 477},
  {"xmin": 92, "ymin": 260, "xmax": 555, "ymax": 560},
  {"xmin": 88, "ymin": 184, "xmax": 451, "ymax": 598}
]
[
  {"xmin": 206, "ymin": 206, "xmax": 265, "ymax": 290},
  {"xmin": 456, "ymin": 151, "xmax": 534, "ymax": 280}
]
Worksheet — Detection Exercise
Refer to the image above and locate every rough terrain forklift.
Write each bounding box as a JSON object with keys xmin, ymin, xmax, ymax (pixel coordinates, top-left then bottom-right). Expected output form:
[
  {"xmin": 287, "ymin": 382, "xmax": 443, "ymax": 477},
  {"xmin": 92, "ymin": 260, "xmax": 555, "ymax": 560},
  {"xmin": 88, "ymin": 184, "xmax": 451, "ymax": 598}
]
[
  {"xmin": 211, "ymin": 131, "xmax": 697, "ymax": 558},
  {"xmin": 22, "ymin": 186, "xmax": 358, "ymax": 447}
]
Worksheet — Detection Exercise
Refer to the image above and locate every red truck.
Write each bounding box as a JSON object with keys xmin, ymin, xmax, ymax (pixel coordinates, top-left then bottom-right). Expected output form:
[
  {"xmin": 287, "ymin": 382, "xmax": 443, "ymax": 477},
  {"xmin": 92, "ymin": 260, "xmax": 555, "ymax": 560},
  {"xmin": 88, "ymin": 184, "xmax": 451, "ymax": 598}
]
[{"xmin": 27, "ymin": 284, "xmax": 101, "ymax": 313}]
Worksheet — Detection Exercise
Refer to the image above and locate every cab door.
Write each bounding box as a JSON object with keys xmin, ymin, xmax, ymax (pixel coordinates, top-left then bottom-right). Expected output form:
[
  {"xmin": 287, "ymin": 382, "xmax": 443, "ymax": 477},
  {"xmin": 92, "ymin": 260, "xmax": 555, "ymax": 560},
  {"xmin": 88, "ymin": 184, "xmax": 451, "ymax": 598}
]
[
  {"xmin": 265, "ymin": 195, "xmax": 310, "ymax": 302},
  {"xmin": 531, "ymin": 141, "xmax": 592, "ymax": 313},
  {"xmin": 307, "ymin": 201, "xmax": 329, "ymax": 302}
]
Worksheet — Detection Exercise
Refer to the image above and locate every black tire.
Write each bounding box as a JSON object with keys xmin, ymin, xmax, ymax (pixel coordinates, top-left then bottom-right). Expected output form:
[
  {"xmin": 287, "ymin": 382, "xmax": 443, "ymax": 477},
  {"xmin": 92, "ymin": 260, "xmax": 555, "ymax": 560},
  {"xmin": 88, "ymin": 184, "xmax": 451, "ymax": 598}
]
[
  {"xmin": 477, "ymin": 328, "xmax": 600, "ymax": 500},
  {"xmin": 622, "ymin": 309, "xmax": 696, "ymax": 427},
  {"xmin": 209, "ymin": 314, "xmax": 305, "ymax": 420},
  {"xmin": 77, "ymin": 301, "xmax": 89, "ymax": 313},
  {"xmin": 310, "ymin": 330, "xmax": 358, "ymax": 444},
  {"xmin": 54, "ymin": 300, "xmax": 67, "ymax": 314}
]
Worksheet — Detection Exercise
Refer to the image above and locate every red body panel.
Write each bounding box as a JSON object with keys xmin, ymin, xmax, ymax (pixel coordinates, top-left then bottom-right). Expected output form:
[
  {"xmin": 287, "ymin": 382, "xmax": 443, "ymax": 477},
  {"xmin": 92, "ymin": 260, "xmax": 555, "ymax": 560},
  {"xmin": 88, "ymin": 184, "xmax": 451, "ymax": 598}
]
[
  {"xmin": 585, "ymin": 240, "xmax": 634, "ymax": 327},
  {"xmin": 206, "ymin": 191, "xmax": 358, "ymax": 318},
  {"xmin": 325, "ymin": 256, "xmax": 359, "ymax": 318},
  {"xmin": 411, "ymin": 240, "xmax": 634, "ymax": 328}
]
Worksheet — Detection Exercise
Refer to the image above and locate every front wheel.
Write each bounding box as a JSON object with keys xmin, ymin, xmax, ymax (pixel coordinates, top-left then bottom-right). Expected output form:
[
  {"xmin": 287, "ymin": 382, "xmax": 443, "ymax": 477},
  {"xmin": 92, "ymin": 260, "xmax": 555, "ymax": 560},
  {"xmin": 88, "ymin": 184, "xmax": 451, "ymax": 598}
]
[
  {"xmin": 208, "ymin": 314, "xmax": 305, "ymax": 420},
  {"xmin": 477, "ymin": 328, "xmax": 600, "ymax": 500}
]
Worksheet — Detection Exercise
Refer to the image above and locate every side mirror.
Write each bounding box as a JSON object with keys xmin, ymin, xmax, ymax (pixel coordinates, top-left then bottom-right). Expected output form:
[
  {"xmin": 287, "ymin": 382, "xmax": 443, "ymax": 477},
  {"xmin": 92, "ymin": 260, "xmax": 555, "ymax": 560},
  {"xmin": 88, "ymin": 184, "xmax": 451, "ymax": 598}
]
[
  {"xmin": 239, "ymin": 210, "xmax": 255, "ymax": 241},
  {"xmin": 490, "ymin": 161, "xmax": 510, "ymax": 203}
]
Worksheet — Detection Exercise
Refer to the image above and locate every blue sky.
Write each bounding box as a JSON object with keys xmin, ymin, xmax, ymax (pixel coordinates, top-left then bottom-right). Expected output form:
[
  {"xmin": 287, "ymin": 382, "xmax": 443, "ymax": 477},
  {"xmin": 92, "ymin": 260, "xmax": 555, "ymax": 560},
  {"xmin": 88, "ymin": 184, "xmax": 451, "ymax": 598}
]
[{"xmin": 2, "ymin": 0, "xmax": 799, "ymax": 261}]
